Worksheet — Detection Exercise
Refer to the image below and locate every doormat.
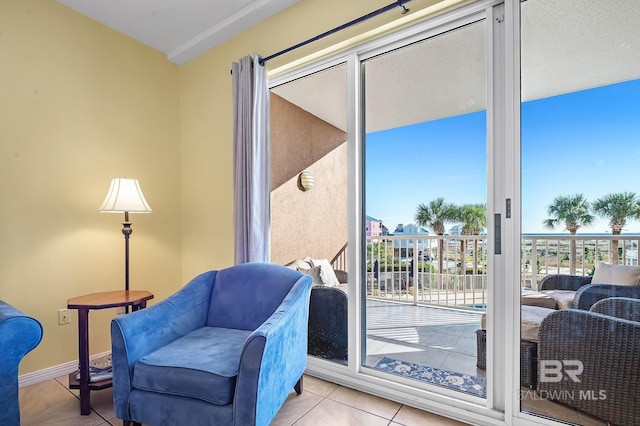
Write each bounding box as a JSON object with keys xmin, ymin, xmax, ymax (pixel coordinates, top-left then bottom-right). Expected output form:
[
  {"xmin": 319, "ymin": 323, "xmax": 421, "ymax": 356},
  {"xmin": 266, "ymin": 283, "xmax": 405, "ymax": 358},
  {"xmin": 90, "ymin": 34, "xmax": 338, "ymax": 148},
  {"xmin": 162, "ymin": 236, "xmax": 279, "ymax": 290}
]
[{"xmin": 374, "ymin": 357, "xmax": 486, "ymax": 397}]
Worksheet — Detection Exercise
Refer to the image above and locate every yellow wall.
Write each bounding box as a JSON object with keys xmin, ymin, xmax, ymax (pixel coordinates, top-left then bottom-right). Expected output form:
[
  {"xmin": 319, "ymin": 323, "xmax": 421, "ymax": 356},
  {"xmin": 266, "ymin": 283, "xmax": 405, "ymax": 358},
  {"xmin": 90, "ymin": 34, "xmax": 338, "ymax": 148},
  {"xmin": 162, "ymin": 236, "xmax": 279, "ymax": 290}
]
[
  {"xmin": 1, "ymin": 0, "xmax": 460, "ymax": 376},
  {"xmin": 0, "ymin": 0, "xmax": 181, "ymax": 374},
  {"xmin": 179, "ymin": 0, "xmax": 459, "ymax": 280}
]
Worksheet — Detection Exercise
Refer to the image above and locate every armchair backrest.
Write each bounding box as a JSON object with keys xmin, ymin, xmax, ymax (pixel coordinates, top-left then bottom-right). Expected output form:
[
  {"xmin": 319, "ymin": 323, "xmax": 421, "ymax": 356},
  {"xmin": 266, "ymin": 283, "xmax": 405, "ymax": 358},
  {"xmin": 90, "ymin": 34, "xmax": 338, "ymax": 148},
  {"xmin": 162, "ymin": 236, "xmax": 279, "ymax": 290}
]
[
  {"xmin": 590, "ymin": 297, "xmax": 640, "ymax": 322},
  {"xmin": 207, "ymin": 262, "xmax": 306, "ymax": 331}
]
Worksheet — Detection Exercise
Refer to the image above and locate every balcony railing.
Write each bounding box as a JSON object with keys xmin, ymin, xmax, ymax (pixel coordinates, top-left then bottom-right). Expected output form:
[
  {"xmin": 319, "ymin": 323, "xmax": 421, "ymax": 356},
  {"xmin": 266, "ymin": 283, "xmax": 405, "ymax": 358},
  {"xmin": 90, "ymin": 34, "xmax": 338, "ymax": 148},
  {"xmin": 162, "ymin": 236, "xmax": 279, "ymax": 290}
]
[{"xmin": 365, "ymin": 233, "xmax": 639, "ymax": 310}]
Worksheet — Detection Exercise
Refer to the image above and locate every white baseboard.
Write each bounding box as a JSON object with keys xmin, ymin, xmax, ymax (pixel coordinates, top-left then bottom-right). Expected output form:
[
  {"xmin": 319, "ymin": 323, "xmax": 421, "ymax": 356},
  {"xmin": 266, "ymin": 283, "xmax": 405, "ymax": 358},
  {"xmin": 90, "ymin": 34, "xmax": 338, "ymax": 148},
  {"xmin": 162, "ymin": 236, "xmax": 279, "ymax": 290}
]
[{"xmin": 18, "ymin": 351, "xmax": 111, "ymax": 388}]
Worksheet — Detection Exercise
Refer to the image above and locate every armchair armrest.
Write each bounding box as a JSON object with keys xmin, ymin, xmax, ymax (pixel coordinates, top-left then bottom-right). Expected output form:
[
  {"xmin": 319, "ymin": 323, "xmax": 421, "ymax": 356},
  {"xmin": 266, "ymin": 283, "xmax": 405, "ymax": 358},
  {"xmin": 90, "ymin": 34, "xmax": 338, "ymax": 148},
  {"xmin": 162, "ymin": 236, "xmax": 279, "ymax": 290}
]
[
  {"xmin": 573, "ymin": 284, "xmax": 640, "ymax": 310},
  {"xmin": 538, "ymin": 274, "xmax": 592, "ymax": 291},
  {"xmin": 538, "ymin": 309, "xmax": 640, "ymax": 425},
  {"xmin": 0, "ymin": 302, "xmax": 43, "ymax": 362},
  {"xmin": 235, "ymin": 276, "xmax": 311, "ymax": 426},
  {"xmin": 110, "ymin": 271, "xmax": 215, "ymax": 419},
  {"xmin": 0, "ymin": 302, "xmax": 43, "ymax": 426}
]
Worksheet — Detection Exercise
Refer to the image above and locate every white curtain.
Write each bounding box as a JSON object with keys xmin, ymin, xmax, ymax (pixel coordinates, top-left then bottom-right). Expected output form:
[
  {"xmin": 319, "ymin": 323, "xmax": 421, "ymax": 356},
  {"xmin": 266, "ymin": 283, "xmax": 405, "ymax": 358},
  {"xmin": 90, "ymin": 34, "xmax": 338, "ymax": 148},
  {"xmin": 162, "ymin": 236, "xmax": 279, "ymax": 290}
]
[{"xmin": 232, "ymin": 54, "xmax": 270, "ymax": 264}]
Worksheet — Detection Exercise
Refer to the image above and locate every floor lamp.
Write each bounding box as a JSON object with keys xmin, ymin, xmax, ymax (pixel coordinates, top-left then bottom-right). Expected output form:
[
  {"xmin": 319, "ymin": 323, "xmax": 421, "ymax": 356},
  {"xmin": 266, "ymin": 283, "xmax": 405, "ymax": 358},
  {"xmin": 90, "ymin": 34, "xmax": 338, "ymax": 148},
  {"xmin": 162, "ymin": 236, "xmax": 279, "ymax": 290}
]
[{"xmin": 99, "ymin": 178, "xmax": 152, "ymax": 293}]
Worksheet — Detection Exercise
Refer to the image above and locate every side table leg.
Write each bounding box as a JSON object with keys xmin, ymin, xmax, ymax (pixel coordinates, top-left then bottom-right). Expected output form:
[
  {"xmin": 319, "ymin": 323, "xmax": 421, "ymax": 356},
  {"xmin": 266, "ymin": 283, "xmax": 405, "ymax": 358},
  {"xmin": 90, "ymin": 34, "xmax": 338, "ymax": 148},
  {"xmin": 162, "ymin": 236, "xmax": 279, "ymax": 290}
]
[{"xmin": 78, "ymin": 307, "xmax": 91, "ymax": 415}]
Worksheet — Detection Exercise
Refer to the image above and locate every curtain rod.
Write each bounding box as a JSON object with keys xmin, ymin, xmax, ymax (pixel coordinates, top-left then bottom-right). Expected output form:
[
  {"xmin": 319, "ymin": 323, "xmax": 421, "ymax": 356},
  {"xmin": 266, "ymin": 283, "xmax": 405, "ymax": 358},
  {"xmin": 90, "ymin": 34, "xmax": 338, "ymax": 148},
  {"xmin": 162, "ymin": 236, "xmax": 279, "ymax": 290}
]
[{"xmin": 259, "ymin": 0, "xmax": 412, "ymax": 66}]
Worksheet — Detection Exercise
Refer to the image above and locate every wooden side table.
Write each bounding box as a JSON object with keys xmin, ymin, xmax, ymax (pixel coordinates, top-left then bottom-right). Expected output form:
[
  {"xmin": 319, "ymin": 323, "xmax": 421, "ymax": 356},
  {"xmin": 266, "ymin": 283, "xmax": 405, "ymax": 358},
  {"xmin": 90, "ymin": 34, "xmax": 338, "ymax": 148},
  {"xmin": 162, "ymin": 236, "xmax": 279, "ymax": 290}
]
[{"xmin": 68, "ymin": 290, "xmax": 154, "ymax": 415}]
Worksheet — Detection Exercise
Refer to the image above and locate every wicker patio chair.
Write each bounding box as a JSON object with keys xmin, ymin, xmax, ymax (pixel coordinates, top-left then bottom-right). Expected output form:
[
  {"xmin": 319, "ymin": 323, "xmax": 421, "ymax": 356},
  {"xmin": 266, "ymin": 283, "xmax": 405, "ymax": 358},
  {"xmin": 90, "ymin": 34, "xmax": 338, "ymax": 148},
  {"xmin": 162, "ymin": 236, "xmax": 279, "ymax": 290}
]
[{"xmin": 537, "ymin": 297, "xmax": 640, "ymax": 425}]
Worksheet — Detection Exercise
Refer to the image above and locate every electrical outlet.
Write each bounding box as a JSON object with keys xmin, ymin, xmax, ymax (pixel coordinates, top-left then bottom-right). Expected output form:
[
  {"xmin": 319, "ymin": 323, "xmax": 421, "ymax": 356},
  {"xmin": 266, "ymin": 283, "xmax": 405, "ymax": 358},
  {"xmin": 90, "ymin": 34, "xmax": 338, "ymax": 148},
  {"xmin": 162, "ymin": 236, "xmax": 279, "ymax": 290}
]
[
  {"xmin": 116, "ymin": 306, "xmax": 126, "ymax": 315},
  {"xmin": 58, "ymin": 309, "xmax": 70, "ymax": 325}
]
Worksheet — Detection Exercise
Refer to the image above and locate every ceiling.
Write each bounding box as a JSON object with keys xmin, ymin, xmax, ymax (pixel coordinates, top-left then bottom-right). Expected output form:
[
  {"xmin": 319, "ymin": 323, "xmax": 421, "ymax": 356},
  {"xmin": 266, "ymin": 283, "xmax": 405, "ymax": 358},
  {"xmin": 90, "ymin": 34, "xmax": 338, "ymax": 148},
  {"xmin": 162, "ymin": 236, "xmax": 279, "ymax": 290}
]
[
  {"xmin": 272, "ymin": 0, "xmax": 640, "ymax": 133},
  {"xmin": 56, "ymin": 0, "xmax": 301, "ymax": 65},
  {"xmin": 56, "ymin": 0, "xmax": 639, "ymax": 133}
]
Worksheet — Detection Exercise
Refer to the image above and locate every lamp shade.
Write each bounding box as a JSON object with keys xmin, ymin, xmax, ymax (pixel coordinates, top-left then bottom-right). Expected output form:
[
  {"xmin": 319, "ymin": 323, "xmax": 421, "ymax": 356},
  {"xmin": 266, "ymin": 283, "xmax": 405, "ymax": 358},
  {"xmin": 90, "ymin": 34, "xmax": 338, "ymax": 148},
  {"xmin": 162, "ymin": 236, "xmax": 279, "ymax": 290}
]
[{"xmin": 99, "ymin": 178, "xmax": 152, "ymax": 213}]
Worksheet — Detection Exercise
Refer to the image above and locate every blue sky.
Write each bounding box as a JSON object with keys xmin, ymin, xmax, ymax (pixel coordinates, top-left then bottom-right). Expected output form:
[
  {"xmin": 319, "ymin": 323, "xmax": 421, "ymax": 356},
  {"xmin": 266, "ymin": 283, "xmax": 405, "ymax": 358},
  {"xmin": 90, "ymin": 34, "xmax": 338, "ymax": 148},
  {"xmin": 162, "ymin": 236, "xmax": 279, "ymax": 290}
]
[{"xmin": 365, "ymin": 78, "xmax": 640, "ymax": 234}]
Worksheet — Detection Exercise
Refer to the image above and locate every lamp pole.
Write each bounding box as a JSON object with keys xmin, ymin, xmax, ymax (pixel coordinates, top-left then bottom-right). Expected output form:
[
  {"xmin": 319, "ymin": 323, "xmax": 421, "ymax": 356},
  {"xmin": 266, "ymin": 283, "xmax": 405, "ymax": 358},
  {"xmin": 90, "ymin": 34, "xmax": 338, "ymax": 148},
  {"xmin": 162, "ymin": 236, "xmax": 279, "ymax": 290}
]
[{"xmin": 122, "ymin": 211, "xmax": 132, "ymax": 292}]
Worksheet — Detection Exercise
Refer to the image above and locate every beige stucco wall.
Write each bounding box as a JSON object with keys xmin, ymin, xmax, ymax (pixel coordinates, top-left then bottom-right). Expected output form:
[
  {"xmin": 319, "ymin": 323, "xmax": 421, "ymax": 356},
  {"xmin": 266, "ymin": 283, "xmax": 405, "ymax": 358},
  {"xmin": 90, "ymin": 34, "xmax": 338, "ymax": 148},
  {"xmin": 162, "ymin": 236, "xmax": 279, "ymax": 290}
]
[
  {"xmin": 0, "ymin": 0, "xmax": 181, "ymax": 374},
  {"xmin": 270, "ymin": 94, "xmax": 347, "ymax": 265}
]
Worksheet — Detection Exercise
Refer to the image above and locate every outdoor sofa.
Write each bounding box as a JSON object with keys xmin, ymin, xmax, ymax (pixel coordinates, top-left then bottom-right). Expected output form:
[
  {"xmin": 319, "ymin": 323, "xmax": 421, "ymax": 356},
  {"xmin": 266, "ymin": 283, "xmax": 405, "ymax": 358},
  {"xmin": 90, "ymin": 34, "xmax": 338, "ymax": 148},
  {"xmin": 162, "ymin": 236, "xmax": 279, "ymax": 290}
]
[
  {"xmin": 286, "ymin": 257, "xmax": 348, "ymax": 362},
  {"xmin": 477, "ymin": 261, "xmax": 640, "ymax": 389},
  {"xmin": 537, "ymin": 261, "xmax": 640, "ymax": 310}
]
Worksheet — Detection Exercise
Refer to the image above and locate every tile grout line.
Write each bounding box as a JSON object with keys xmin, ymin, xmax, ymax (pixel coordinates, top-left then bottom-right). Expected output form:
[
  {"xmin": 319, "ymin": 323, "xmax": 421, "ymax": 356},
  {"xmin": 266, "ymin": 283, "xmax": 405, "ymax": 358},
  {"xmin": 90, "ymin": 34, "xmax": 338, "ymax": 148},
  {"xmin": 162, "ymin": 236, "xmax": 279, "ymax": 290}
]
[
  {"xmin": 290, "ymin": 382, "xmax": 339, "ymax": 425},
  {"xmin": 52, "ymin": 376, "xmax": 113, "ymax": 425}
]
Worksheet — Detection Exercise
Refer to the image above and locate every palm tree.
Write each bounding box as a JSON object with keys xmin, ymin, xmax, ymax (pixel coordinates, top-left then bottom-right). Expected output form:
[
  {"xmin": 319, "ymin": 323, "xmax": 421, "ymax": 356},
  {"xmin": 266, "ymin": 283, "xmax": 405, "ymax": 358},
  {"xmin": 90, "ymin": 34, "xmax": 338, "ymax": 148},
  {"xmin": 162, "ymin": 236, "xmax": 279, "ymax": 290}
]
[
  {"xmin": 415, "ymin": 197, "xmax": 457, "ymax": 276},
  {"xmin": 457, "ymin": 204, "xmax": 487, "ymax": 275},
  {"xmin": 543, "ymin": 194, "xmax": 594, "ymax": 274},
  {"xmin": 592, "ymin": 192, "xmax": 640, "ymax": 264}
]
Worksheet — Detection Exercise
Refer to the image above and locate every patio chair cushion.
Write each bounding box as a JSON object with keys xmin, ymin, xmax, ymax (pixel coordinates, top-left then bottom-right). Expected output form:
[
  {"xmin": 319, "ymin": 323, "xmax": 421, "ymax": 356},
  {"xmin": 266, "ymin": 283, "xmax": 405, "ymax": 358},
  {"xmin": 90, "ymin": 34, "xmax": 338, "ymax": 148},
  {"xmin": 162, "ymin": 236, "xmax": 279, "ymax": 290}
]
[
  {"xmin": 309, "ymin": 258, "xmax": 340, "ymax": 287},
  {"xmin": 286, "ymin": 258, "xmax": 313, "ymax": 270},
  {"xmin": 481, "ymin": 305, "xmax": 555, "ymax": 343},
  {"xmin": 538, "ymin": 289, "xmax": 577, "ymax": 309},
  {"xmin": 521, "ymin": 289, "xmax": 557, "ymax": 309},
  {"xmin": 591, "ymin": 261, "xmax": 640, "ymax": 286},
  {"xmin": 299, "ymin": 266, "xmax": 324, "ymax": 286},
  {"xmin": 132, "ymin": 327, "xmax": 253, "ymax": 405},
  {"xmin": 287, "ymin": 258, "xmax": 341, "ymax": 287}
]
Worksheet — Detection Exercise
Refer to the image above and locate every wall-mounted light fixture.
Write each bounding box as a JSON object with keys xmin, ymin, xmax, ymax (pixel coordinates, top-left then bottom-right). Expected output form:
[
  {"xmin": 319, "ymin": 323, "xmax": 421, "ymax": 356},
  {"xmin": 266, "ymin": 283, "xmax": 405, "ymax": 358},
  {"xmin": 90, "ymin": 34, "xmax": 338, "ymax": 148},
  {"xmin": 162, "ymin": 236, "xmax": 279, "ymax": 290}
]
[{"xmin": 298, "ymin": 171, "xmax": 315, "ymax": 191}]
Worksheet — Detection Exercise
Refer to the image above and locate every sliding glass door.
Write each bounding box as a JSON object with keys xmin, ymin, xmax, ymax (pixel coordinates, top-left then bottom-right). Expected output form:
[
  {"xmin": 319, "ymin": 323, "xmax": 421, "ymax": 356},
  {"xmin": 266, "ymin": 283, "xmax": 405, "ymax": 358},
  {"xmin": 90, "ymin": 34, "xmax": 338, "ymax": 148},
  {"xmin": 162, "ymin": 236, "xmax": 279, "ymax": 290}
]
[
  {"xmin": 361, "ymin": 18, "xmax": 490, "ymax": 399},
  {"xmin": 519, "ymin": 0, "xmax": 640, "ymax": 424},
  {"xmin": 267, "ymin": 1, "xmax": 640, "ymax": 423}
]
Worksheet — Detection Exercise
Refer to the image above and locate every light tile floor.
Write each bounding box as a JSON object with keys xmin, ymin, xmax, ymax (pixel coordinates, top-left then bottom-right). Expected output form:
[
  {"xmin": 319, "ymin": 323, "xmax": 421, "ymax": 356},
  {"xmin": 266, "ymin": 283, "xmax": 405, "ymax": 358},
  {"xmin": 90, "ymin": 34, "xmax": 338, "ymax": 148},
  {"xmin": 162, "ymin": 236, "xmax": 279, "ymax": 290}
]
[{"xmin": 18, "ymin": 374, "xmax": 466, "ymax": 426}]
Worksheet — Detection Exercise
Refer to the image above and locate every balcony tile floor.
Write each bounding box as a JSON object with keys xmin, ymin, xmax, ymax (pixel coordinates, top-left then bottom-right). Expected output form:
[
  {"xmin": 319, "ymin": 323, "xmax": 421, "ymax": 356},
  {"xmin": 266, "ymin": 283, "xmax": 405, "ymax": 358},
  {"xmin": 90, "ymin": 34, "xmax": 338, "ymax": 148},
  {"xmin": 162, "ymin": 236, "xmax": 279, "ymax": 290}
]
[{"xmin": 364, "ymin": 300, "xmax": 608, "ymax": 425}]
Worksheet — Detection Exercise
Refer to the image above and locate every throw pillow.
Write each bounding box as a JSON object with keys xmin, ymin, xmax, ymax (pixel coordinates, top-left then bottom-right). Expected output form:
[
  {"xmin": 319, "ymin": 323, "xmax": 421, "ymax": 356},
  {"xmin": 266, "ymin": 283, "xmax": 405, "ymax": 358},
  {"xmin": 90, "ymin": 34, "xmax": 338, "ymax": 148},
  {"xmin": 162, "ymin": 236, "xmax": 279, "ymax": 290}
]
[
  {"xmin": 309, "ymin": 258, "xmax": 340, "ymax": 287},
  {"xmin": 299, "ymin": 266, "xmax": 324, "ymax": 286},
  {"xmin": 591, "ymin": 261, "xmax": 640, "ymax": 286},
  {"xmin": 286, "ymin": 258, "xmax": 312, "ymax": 270}
]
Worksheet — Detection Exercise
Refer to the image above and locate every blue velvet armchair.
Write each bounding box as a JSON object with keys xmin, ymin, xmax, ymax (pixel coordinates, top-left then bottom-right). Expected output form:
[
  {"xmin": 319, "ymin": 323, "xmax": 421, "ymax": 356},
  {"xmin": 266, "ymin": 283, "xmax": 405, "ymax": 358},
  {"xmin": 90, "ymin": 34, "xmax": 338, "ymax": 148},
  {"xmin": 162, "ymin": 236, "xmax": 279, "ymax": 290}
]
[
  {"xmin": 111, "ymin": 263, "xmax": 312, "ymax": 426},
  {"xmin": 0, "ymin": 301, "xmax": 43, "ymax": 426}
]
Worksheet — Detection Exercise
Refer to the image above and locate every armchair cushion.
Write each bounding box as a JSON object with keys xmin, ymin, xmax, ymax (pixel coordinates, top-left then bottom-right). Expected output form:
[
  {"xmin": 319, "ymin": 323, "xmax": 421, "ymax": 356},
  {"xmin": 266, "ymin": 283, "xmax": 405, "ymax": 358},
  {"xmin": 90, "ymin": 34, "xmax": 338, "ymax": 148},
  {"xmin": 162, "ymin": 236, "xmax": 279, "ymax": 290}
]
[
  {"xmin": 591, "ymin": 261, "xmax": 640, "ymax": 286},
  {"xmin": 133, "ymin": 327, "xmax": 252, "ymax": 405}
]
